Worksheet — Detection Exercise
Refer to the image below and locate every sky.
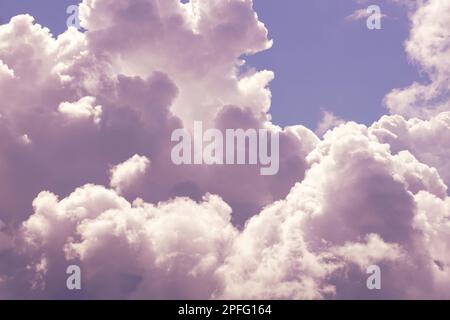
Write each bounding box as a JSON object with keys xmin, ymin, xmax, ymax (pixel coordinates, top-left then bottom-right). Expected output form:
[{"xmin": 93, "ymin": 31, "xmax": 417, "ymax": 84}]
[
  {"xmin": 249, "ymin": 0, "xmax": 423, "ymax": 128},
  {"xmin": 0, "ymin": 0, "xmax": 449, "ymax": 300},
  {"xmin": 0, "ymin": 0, "xmax": 423, "ymax": 128}
]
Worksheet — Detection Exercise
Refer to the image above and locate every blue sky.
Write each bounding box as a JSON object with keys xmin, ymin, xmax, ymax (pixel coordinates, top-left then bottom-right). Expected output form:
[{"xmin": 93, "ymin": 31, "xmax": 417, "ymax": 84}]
[
  {"xmin": 0, "ymin": 0, "xmax": 422, "ymax": 129},
  {"xmin": 248, "ymin": 0, "xmax": 422, "ymax": 128}
]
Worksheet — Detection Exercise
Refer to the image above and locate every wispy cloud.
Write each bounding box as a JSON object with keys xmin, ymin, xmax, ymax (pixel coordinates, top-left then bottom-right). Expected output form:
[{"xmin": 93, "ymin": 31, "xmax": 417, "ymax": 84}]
[{"xmin": 345, "ymin": 7, "xmax": 387, "ymax": 21}]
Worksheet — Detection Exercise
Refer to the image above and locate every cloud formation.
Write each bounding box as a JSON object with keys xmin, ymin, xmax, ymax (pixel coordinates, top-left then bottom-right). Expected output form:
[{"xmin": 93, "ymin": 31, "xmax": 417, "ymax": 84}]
[
  {"xmin": 384, "ymin": 0, "xmax": 450, "ymax": 118},
  {"xmin": 0, "ymin": 0, "xmax": 449, "ymax": 299},
  {"xmin": 345, "ymin": 7, "xmax": 387, "ymax": 22},
  {"xmin": 58, "ymin": 96, "xmax": 103, "ymax": 125},
  {"xmin": 219, "ymin": 120, "xmax": 450, "ymax": 299},
  {"xmin": 110, "ymin": 154, "xmax": 150, "ymax": 195}
]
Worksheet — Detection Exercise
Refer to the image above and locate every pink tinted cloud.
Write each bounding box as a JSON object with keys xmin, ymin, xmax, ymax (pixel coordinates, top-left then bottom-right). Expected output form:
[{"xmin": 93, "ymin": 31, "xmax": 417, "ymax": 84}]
[{"xmin": 0, "ymin": 0, "xmax": 449, "ymax": 299}]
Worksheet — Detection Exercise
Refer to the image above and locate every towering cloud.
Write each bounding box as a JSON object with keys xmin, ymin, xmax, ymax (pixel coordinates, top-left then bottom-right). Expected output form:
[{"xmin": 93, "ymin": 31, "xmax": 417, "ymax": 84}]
[
  {"xmin": 219, "ymin": 120, "xmax": 450, "ymax": 299},
  {"xmin": 0, "ymin": 0, "xmax": 448, "ymax": 299}
]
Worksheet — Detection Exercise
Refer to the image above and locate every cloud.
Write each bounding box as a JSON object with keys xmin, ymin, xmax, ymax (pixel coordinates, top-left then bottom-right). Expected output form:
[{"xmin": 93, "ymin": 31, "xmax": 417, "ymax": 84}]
[
  {"xmin": 218, "ymin": 122, "xmax": 450, "ymax": 299},
  {"xmin": 78, "ymin": 0, "xmax": 274, "ymax": 126},
  {"xmin": 346, "ymin": 8, "xmax": 369, "ymax": 21},
  {"xmin": 20, "ymin": 185, "xmax": 237, "ymax": 299},
  {"xmin": 315, "ymin": 110, "xmax": 346, "ymax": 136},
  {"xmin": 345, "ymin": 7, "xmax": 387, "ymax": 22},
  {"xmin": 0, "ymin": 60, "xmax": 14, "ymax": 79},
  {"xmin": 0, "ymin": 1, "xmax": 311, "ymax": 227},
  {"xmin": 0, "ymin": 1, "xmax": 316, "ymax": 296},
  {"xmin": 0, "ymin": 0, "xmax": 449, "ymax": 299},
  {"xmin": 330, "ymin": 234, "xmax": 404, "ymax": 269},
  {"xmin": 3, "ymin": 119, "xmax": 447, "ymax": 299},
  {"xmin": 110, "ymin": 154, "xmax": 150, "ymax": 194},
  {"xmin": 354, "ymin": 0, "xmax": 419, "ymax": 9},
  {"xmin": 58, "ymin": 96, "xmax": 103, "ymax": 125},
  {"xmin": 371, "ymin": 112, "xmax": 450, "ymax": 188},
  {"xmin": 384, "ymin": 0, "xmax": 450, "ymax": 118}
]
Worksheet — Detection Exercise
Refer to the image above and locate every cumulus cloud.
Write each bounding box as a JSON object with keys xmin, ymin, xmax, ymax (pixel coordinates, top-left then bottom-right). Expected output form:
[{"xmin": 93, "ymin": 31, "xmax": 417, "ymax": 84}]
[
  {"xmin": 371, "ymin": 112, "xmax": 450, "ymax": 188},
  {"xmin": 0, "ymin": 60, "xmax": 14, "ymax": 79},
  {"xmin": 384, "ymin": 0, "xmax": 450, "ymax": 118},
  {"xmin": 0, "ymin": 0, "xmax": 315, "ymax": 297},
  {"xmin": 218, "ymin": 122, "xmax": 450, "ymax": 299},
  {"xmin": 20, "ymin": 185, "xmax": 237, "ymax": 299},
  {"xmin": 78, "ymin": 0, "xmax": 274, "ymax": 126},
  {"xmin": 110, "ymin": 154, "xmax": 150, "ymax": 194},
  {"xmin": 58, "ymin": 96, "xmax": 103, "ymax": 125},
  {"xmin": 5, "ymin": 120, "xmax": 447, "ymax": 299},
  {"xmin": 0, "ymin": 0, "xmax": 310, "ymax": 227},
  {"xmin": 330, "ymin": 234, "xmax": 404, "ymax": 269},
  {"xmin": 0, "ymin": 0, "xmax": 449, "ymax": 300}
]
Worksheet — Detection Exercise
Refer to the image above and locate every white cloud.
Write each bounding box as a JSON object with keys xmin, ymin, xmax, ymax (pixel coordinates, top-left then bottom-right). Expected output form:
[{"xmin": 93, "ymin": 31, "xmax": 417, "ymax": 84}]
[
  {"xmin": 110, "ymin": 154, "xmax": 150, "ymax": 194},
  {"xmin": 345, "ymin": 8, "xmax": 387, "ymax": 22},
  {"xmin": 346, "ymin": 8, "xmax": 370, "ymax": 21},
  {"xmin": 0, "ymin": 60, "xmax": 14, "ymax": 79},
  {"xmin": 371, "ymin": 112, "xmax": 450, "ymax": 188},
  {"xmin": 384, "ymin": 0, "xmax": 450, "ymax": 118},
  {"xmin": 331, "ymin": 234, "xmax": 404, "ymax": 269},
  {"xmin": 315, "ymin": 110, "xmax": 345, "ymax": 136},
  {"xmin": 21, "ymin": 185, "xmax": 237, "ymax": 299},
  {"xmin": 58, "ymin": 96, "xmax": 103, "ymax": 124},
  {"xmin": 218, "ymin": 122, "xmax": 450, "ymax": 299},
  {"xmin": 0, "ymin": 0, "xmax": 449, "ymax": 300}
]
